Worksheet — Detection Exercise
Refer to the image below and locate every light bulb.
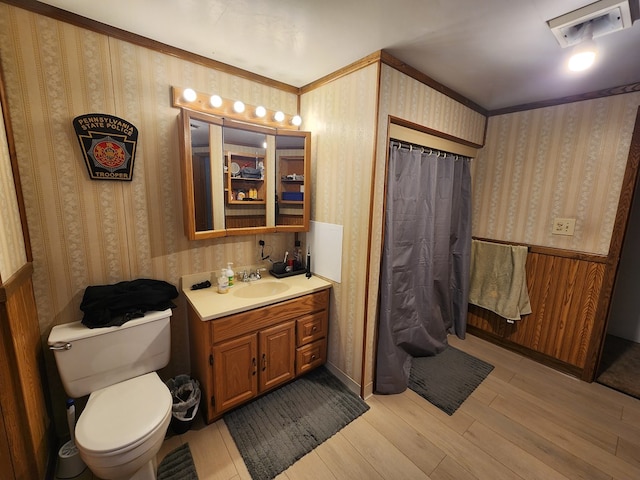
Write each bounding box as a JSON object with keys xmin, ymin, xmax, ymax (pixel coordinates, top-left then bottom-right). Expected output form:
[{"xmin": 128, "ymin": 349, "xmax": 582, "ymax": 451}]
[
  {"xmin": 255, "ymin": 106, "xmax": 266, "ymax": 118},
  {"xmin": 210, "ymin": 95, "xmax": 223, "ymax": 108},
  {"xmin": 182, "ymin": 88, "xmax": 197, "ymax": 102},
  {"xmin": 291, "ymin": 115, "xmax": 302, "ymax": 126},
  {"xmin": 568, "ymin": 50, "xmax": 596, "ymax": 71},
  {"xmin": 274, "ymin": 111, "xmax": 285, "ymax": 122},
  {"xmin": 233, "ymin": 101, "xmax": 245, "ymax": 113},
  {"xmin": 568, "ymin": 28, "xmax": 597, "ymax": 72}
]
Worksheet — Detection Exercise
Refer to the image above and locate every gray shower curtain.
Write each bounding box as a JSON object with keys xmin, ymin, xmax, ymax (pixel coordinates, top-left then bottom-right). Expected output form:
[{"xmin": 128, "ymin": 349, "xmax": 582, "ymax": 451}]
[{"xmin": 375, "ymin": 143, "xmax": 472, "ymax": 394}]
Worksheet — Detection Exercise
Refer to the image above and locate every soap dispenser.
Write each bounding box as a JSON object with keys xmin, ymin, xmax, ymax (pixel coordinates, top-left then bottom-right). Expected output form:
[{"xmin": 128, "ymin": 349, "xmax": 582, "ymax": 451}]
[
  {"xmin": 226, "ymin": 262, "xmax": 235, "ymax": 287},
  {"xmin": 217, "ymin": 270, "xmax": 229, "ymax": 294}
]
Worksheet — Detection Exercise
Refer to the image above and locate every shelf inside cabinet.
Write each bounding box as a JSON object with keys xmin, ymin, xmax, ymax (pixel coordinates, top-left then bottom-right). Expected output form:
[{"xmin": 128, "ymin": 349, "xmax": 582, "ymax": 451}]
[{"xmin": 227, "ymin": 151, "xmax": 265, "ymax": 204}]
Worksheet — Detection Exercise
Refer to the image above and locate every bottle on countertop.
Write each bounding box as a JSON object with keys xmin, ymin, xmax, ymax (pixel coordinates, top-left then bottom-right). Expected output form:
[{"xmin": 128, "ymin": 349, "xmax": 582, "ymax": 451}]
[
  {"xmin": 226, "ymin": 262, "xmax": 235, "ymax": 287},
  {"xmin": 217, "ymin": 270, "xmax": 229, "ymax": 294},
  {"xmin": 294, "ymin": 240, "xmax": 303, "ymax": 271}
]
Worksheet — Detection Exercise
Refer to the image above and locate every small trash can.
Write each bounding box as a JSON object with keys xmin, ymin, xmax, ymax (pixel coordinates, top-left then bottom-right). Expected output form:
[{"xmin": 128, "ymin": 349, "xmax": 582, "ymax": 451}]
[{"xmin": 166, "ymin": 375, "xmax": 201, "ymax": 434}]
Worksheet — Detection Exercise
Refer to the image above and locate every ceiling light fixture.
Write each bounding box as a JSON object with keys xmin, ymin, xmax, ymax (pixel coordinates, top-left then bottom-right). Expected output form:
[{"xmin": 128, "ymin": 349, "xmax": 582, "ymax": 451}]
[
  {"xmin": 568, "ymin": 21, "xmax": 598, "ymax": 71},
  {"xmin": 548, "ymin": 0, "xmax": 632, "ymax": 48}
]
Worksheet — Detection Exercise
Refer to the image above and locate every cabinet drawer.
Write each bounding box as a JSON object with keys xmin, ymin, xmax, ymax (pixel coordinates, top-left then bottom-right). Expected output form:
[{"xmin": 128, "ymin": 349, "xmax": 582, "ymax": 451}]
[
  {"xmin": 296, "ymin": 311, "xmax": 327, "ymax": 346},
  {"xmin": 296, "ymin": 338, "xmax": 326, "ymax": 375},
  {"xmin": 212, "ymin": 289, "xmax": 330, "ymax": 343}
]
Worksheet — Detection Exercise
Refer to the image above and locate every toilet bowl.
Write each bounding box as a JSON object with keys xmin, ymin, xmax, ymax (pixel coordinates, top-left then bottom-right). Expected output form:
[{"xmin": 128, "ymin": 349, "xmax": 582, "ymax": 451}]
[
  {"xmin": 75, "ymin": 373, "xmax": 172, "ymax": 480},
  {"xmin": 48, "ymin": 309, "xmax": 174, "ymax": 480}
]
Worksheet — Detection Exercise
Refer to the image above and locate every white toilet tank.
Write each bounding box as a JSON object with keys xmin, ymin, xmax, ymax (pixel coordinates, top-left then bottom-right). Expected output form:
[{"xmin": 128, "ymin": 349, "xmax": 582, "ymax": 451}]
[{"xmin": 48, "ymin": 309, "xmax": 172, "ymax": 398}]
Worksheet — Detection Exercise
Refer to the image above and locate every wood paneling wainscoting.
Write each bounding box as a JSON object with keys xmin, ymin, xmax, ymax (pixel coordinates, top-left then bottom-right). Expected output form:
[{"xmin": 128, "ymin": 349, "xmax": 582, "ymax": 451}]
[
  {"xmin": 467, "ymin": 242, "xmax": 607, "ymax": 379},
  {"xmin": 0, "ymin": 263, "xmax": 51, "ymax": 479}
]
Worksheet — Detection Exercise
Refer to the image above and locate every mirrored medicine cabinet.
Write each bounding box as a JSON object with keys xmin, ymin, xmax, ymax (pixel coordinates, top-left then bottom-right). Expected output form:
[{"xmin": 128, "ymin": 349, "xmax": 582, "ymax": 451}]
[{"xmin": 178, "ymin": 108, "xmax": 310, "ymax": 240}]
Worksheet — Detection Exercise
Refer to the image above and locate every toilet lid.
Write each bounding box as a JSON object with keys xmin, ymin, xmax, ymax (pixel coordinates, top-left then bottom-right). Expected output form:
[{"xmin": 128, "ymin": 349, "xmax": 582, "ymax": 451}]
[{"xmin": 75, "ymin": 373, "xmax": 172, "ymax": 454}]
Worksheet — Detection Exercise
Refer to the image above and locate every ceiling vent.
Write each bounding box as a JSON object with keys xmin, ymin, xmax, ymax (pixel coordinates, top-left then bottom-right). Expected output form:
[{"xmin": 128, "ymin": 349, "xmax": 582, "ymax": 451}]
[{"xmin": 547, "ymin": 0, "xmax": 633, "ymax": 48}]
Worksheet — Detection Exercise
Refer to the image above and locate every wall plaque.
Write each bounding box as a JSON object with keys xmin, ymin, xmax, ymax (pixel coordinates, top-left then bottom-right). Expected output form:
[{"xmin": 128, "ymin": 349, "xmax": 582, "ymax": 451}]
[{"xmin": 73, "ymin": 114, "xmax": 138, "ymax": 181}]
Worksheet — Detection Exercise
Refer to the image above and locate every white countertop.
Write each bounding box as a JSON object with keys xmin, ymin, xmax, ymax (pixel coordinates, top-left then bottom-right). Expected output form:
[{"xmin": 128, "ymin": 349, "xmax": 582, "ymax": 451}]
[{"xmin": 181, "ymin": 271, "xmax": 333, "ymax": 321}]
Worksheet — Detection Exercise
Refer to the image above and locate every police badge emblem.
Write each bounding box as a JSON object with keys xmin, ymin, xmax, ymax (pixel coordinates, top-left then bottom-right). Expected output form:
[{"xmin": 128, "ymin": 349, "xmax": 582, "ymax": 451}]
[{"xmin": 72, "ymin": 114, "xmax": 138, "ymax": 181}]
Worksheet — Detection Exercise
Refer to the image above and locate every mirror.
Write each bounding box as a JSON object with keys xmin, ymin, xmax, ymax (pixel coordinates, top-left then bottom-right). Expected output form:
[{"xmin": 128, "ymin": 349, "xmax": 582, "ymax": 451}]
[
  {"xmin": 179, "ymin": 109, "xmax": 226, "ymax": 240},
  {"xmin": 275, "ymin": 131, "xmax": 310, "ymax": 231},
  {"xmin": 178, "ymin": 108, "xmax": 311, "ymax": 239},
  {"xmin": 223, "ymin": 121, "xmax": 274, "ymax": 235}
]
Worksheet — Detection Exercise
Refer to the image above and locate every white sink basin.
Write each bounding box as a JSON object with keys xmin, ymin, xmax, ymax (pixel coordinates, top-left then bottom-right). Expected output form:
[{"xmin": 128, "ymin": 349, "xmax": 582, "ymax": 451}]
[{"xmin": 232, "ymin": 281, "xmax": 290, "ymax": 299}]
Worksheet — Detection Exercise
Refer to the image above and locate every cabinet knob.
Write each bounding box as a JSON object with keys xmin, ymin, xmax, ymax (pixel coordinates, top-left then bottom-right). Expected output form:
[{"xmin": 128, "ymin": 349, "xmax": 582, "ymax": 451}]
[
  {"xmin": 311, "ymin": 354, "xmax": 316, "ymax": 361},
  {"xmin": 312, "ymin": 326, "xmax": 317, "ymax": 332}
]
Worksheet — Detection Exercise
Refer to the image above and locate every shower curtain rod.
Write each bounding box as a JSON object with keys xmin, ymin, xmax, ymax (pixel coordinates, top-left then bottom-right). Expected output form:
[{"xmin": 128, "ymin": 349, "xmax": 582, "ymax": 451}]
[{"xmin": 390, "ymin": 139, "xmax": 470, "ymax": 161}]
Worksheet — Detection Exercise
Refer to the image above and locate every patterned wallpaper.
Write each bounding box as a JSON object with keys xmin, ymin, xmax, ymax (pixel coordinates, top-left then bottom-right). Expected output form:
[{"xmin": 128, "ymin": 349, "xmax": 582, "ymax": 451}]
[
  {"xmin": 379, "ymin": 64, "xmax": 486, "ymax": 145},
  {"xmin": 300, "ymin": 64, "xmax": 380, "ymax": 386},
  {"xmin": 0, "ymin": 103, "xmax": 27, "ymax": 281},
  {"xmin": 473, "ymin": 94, "xmax": 640, "ymax": 255},
  {"xmin": 0, "ymin": 3, "xmax": 296, "ymax": 430}
]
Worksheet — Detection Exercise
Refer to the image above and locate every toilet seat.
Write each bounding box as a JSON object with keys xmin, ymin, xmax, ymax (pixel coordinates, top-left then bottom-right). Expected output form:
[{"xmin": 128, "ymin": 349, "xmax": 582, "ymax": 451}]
[{"xmin": 75, "ymin": 372, "xmax": 172, "ymax": 455}]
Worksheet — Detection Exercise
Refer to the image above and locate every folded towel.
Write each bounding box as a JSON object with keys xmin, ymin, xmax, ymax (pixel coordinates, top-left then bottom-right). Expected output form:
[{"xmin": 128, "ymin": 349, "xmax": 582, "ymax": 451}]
[{"xmin": 469, "ymin": 240, "xmax": 532, "ymax": 322}]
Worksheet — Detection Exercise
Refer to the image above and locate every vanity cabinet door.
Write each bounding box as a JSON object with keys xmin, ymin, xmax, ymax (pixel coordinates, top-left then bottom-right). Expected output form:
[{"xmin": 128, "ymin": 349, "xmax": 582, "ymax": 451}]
[
  {"xmin": 212, "ymin": 334, "xmax": 258, "ymax": 415},
  {"xmin": 190, "ymin": 288, "xmax": 331, "ymax": 423},
  {"xmin": 259, "ymin": 321, "xmax": 295, "ymax": 392}
]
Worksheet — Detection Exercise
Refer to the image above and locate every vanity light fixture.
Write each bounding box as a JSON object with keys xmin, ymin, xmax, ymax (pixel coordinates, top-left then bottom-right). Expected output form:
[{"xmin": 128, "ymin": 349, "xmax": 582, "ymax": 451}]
[
  {"xmin": 233, "ymin": 101, "xmax": 245, "ymax": 113},
  {"xmin": 209, "ymin": 95, "xmax": 223, "ymax": 108},
  {"xmin": 171, "ymin": 86, "xmax": 302, "ymax": 130}
]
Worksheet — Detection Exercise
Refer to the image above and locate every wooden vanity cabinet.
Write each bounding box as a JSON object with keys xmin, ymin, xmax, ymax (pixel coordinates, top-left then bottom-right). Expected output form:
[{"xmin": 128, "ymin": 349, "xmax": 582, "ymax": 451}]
[{"xmin": 188, "ymin": 289, "xmax": 330, "ymax": 423}]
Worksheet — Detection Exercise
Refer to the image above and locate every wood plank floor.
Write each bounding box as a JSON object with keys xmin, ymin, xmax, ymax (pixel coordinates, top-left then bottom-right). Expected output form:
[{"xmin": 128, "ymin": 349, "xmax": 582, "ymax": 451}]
[{"xmin": 90, "ymin": 333, "xmax": 640, "ymax": 479}]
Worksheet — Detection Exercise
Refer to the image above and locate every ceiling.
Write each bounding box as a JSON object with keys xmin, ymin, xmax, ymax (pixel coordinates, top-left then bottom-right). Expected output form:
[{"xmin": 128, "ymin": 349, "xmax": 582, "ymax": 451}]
[{"xmin": 35, "ymin": 0, "xmax": 640, "ymax": 111}]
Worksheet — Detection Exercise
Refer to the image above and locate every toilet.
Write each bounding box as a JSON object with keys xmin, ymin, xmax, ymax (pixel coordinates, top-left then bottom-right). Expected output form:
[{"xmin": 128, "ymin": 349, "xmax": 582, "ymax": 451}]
[{"xmin": 48, "ymin": 309, "xmax": 174, "ymax": 480}]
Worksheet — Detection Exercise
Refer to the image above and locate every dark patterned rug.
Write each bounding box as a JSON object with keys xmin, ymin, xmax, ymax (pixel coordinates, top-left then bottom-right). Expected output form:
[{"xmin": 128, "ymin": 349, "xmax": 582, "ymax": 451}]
[
  {"xmin": 409, "ymin": 345, "xmax": 494, "ymax": 415},
  {"xmin": 597, "ymin": 334, "xmax": 640, "ymax": 399},
  {"xmin": 157, "ymin": 443, "xmax": 198, "ymax": 480},
  {"xmin": 224, "ymin": 366, "xmax": 369, "ymax": 480}
]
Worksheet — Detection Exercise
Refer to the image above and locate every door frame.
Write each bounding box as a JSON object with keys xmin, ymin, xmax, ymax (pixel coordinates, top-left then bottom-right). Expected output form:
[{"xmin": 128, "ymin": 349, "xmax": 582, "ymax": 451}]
[{"xmin": 583, "ymin": 107, "xmax": 640, "ymax": 381}]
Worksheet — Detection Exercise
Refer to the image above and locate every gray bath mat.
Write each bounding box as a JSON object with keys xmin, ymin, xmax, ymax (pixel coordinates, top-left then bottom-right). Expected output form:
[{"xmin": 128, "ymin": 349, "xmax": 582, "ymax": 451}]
[
  {"xmin": 597, "ymin": 334, "xmax": 640, "ymax": 399},
  {"xmin": 409, "ymin": 345, "xmax": 494, "ymax": 415},
  {"xmin": 157, "ymin": 443, "xmax": 198, "ymax": 480},
  {"xmin": 224, "ymin": 366, "xmax": 369, "ymax": 480}
]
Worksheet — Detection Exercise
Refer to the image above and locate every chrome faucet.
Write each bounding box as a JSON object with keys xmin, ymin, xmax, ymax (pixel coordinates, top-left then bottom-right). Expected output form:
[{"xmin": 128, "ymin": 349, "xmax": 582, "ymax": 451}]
[{"xmin": 241, "ymin": 268, "xmax": 267, "ymax": 282}]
